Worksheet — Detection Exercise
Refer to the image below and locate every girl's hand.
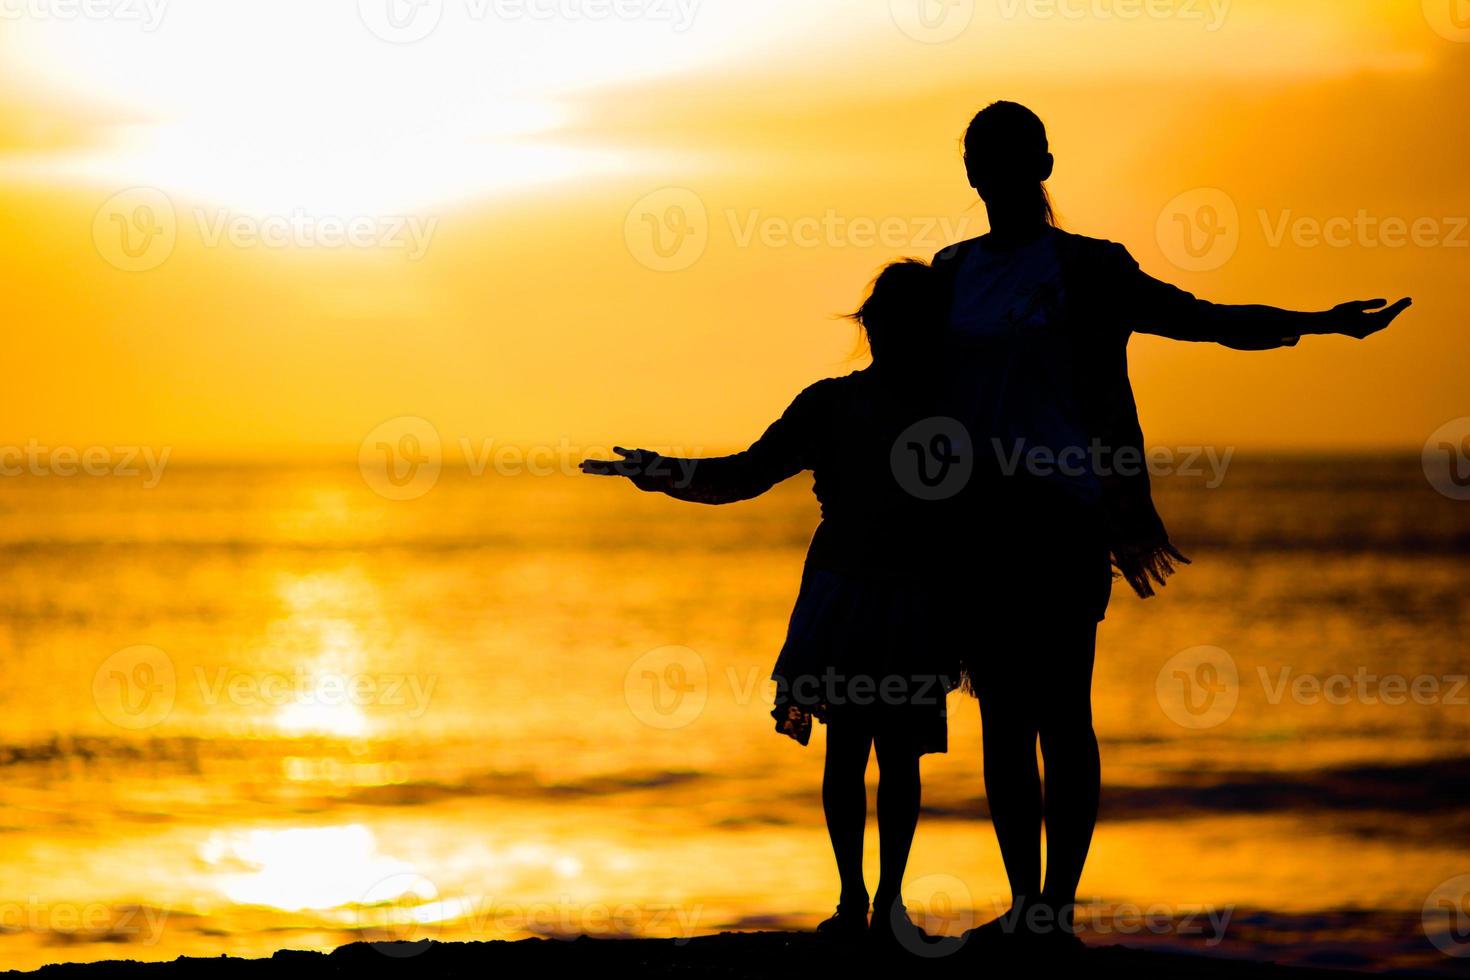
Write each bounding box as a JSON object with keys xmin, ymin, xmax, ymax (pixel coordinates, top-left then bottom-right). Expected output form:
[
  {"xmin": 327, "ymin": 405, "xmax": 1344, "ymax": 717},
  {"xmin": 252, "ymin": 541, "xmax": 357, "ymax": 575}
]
[
  {"xmin": 1324, "ymin": 297, "xmax": 1412, "ymax": 339},
  {"xmin": 579, "ymin": 446, "xmax": 659, "ymax": 480}
]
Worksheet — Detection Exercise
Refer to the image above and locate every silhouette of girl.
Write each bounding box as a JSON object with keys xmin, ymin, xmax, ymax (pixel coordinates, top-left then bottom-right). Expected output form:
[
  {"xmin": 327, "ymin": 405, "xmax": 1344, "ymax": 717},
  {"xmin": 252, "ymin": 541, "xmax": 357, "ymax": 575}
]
[
  {"xmin": 582, "ymin": 261, "xmax": 963, "ymax": 949},
  {"xmin": 936, "ymin": 100, "xmax": 1411, "ymax": 948}
]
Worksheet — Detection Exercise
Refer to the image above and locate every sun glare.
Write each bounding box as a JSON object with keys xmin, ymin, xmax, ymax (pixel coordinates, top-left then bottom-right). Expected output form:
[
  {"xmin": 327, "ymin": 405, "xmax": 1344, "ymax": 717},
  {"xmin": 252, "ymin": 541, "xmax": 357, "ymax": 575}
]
[
  {"xmin": 0, "ymin": 1, "xmax": 700, "ymax": 212},
  {"xmin": 2, "ymin": 1, "xmax": 1421, "ymax": 216},
  {"xmin": 202, "ymin": 825, "xmax": 416, "ymax": 911},
  {"xmin": 273, "ymin": 675, "xmax": 371, "ymax": 738}
]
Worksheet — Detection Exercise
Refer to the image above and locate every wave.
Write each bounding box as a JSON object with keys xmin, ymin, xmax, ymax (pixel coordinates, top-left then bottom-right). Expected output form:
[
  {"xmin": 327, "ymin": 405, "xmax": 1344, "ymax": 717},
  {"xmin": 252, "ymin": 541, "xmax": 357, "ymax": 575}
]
[
  {"xmin": 924, "ymin": 757, "xmax": 1470, "ymax": 827},
  {"xmin": 4, "ymin": 735, "xmax": 1467, "ymax": 827},
  {"xmin": 342, "ymin": 770, "xmax": 706, "ymax": 806}
]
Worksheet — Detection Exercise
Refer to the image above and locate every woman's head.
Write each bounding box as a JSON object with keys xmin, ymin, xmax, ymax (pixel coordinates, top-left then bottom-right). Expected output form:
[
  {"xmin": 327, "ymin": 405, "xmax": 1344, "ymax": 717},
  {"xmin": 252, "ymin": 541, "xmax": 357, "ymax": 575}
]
[
  {"xmin": 848, "ymin": 259, "xmax": 942, "ymax": 368},
  {"xmin": 962, "ymin": 101, "xmax": 1055, "ymax": 226}
]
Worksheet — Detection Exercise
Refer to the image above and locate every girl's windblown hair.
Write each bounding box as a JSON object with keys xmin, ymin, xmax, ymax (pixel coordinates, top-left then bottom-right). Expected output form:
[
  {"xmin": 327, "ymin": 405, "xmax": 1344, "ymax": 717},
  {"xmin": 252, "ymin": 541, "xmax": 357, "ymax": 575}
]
[{"xmin": 847, "ymin": 259, "xmax": 943, "ymax": 369}]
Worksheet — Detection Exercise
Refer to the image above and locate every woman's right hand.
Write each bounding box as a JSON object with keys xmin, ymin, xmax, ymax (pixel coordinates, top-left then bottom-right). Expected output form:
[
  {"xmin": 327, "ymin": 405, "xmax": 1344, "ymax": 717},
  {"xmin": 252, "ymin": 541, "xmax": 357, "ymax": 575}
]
[{"xmin": 1322, "ymin": 297, "xmax": 1412, "ymax": 339}]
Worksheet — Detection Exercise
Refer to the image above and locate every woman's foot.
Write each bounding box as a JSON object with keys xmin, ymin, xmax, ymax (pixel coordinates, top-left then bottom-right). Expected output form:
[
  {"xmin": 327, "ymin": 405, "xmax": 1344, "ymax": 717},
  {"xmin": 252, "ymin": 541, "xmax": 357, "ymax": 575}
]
[
  {"xmin": 966, "ymin": 899, "xmax": 1083, "ymax": 949},
  {"xmin": 960, "ymin": 903, "xmax": 1027, "ymax": 952},
  {"xmin": 816, "ymin": 903, "xmax": 869, "ymax": 943}
]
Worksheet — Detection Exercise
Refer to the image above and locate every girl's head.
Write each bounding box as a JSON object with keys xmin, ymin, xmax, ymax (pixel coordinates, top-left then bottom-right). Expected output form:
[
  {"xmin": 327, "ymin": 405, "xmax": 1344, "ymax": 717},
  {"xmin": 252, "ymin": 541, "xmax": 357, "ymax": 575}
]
[
  {"xmin": 962, "ymin": 101, "xmax": 1056, "ymax": 226},
  {"xmin": 848, "ymin": 259, "xmax": 942, "ymax": 368}
]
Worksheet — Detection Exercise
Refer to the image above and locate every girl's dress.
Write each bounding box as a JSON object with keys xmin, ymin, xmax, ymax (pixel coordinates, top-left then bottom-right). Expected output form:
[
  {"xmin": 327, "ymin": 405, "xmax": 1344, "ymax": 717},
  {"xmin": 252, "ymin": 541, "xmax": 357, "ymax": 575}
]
[{"xmin": 628, "ymin": 368, "xmax": 963, "ymax": 756}]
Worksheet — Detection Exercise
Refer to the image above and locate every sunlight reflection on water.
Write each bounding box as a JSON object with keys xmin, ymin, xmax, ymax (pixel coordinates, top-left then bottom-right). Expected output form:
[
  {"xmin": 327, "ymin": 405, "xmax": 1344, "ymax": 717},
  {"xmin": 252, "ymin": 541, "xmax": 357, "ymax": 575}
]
[
  {"xmin": 0, "ymin": 462, "xmax": 1465, "ymax": 972},
  {"xmin": 203, "ymin": 825, "xmax": 412, "ymax": 912}
]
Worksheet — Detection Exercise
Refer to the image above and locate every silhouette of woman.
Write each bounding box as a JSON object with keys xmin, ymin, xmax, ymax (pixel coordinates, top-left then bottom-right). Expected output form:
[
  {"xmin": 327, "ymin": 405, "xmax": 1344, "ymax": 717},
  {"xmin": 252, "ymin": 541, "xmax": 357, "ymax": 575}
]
[
  {"xmin": 935, "ymin": 101, "xmax": 1411, "ymax": 948},
  {"xmin": 582, "ymin": 261, "xmax": 964, "ymax": 949}
]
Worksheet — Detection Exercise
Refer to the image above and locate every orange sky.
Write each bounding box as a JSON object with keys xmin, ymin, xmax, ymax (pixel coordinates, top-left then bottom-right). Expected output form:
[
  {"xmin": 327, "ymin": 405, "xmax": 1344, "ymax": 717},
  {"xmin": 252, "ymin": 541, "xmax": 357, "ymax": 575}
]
[{"xmin": 0, "ymin": 0, "xmax": 1465, "ymax": 457}]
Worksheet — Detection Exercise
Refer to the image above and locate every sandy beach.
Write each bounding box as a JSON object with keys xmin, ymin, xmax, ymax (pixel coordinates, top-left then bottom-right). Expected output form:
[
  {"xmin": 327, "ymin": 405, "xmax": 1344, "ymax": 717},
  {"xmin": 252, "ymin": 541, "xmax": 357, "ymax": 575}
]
[{"xmin": 1, "ymin": 933, "xmax": 1420, "ymax": 980}]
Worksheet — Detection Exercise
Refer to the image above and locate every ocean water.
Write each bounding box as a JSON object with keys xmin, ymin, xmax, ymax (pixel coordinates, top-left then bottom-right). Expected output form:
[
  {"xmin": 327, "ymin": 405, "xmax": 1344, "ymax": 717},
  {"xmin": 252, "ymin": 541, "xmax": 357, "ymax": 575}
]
[{"xmin": 0, "ymin": 457, "xmax": 1467, "ymax": 973}]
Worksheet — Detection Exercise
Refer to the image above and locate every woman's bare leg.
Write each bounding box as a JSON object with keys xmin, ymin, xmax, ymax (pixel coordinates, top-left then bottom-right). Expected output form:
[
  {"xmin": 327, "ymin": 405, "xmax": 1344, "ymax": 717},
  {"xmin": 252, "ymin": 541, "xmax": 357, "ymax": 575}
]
[
  {"xmin": 976, "ymin": 688, "xmax": 1042, "ymax": 912},
  {"xmin": 1038, "ymin": 621, "xmax": 1100, "ymax": 925}
]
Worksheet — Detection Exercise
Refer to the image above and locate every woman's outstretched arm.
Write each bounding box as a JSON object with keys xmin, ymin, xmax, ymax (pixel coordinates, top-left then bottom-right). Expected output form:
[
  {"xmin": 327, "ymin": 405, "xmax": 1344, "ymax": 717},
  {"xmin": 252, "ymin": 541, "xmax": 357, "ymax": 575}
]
[
  {"xmin": 1105, "ymin": 244, "xmax": 1411, "ymax": 349},
  {"xmin": 580, "ymin": 390, "xmax": 816, "ymax": 504}
]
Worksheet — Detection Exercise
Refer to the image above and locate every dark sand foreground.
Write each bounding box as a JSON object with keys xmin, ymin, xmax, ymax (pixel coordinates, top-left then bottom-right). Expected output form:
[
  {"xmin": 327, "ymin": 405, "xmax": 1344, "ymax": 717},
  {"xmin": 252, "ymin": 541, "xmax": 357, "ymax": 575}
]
[{"xmin": 3, "ymin": 933, "xmax": 1406, "ymax": 979}]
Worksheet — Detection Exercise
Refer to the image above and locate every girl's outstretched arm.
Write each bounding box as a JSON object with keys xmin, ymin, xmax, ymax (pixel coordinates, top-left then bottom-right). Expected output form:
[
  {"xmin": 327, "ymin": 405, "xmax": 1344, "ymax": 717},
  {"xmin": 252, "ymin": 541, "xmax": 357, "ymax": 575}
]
[{"xmin": 580, "ymin": 389, "xmax": 817, "ymax": 504}]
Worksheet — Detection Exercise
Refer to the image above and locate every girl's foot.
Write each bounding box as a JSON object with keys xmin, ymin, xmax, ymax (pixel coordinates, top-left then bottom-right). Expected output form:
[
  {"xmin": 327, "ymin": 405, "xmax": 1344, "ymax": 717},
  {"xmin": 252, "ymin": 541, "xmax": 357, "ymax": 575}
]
[
  {"xmin": 1030, "ymin": 927, "xmax": 1086, "ymax": 955},
  {"xmin": 816, "ymin": 904, "xmax": 869, "ymax": 943},
  {"xmin": 1027, "ymin": 898, "xmax": 1085, "ymax": 954},
  {"xmin": 869, "ymin": 895, "xmax": 927, "ymax": 954}
]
